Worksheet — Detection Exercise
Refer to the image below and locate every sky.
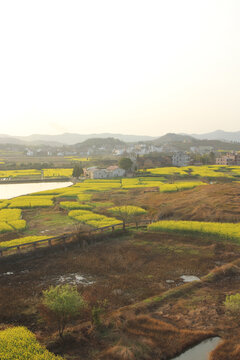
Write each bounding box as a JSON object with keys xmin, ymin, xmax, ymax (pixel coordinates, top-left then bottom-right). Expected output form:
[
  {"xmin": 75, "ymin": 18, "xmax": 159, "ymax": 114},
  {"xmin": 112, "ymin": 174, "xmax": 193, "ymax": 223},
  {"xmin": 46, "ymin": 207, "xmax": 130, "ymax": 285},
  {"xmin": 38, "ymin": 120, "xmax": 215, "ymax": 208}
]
[{"xmin": 0, "ymin": 0, "xmax": 239, "ymax": 136}]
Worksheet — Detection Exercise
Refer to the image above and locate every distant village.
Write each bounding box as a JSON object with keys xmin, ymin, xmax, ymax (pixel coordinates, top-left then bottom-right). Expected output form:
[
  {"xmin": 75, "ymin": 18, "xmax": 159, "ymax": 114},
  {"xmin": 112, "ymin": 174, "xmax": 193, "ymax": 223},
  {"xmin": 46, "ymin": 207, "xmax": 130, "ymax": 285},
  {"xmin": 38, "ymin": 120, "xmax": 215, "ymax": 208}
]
[{"xmin": 1, "ymin": 135, "xmax": 240, "ymax": 179}]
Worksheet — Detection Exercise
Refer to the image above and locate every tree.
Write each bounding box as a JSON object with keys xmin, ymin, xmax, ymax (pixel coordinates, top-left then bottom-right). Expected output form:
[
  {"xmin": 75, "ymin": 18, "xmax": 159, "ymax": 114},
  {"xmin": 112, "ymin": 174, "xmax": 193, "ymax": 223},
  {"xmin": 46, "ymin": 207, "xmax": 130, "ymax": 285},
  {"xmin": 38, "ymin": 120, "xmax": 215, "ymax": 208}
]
[
  {"xmin": 40, "ymin": 284, "xmax": 85, "ymax": 339},
  {"xmin": 109, "ymin": 205, "xmax": 147, "ymax": 230},
  {"xmin": 72, "ymin": 164, "xmax": 83, "ymax": 178},
  {"xmin": 119, "ymin": 157, "xmax": 133, "ymax": 171},
  {"xmin": 224, "ymin": 293, "xmax": 240, "ymax": 315}
]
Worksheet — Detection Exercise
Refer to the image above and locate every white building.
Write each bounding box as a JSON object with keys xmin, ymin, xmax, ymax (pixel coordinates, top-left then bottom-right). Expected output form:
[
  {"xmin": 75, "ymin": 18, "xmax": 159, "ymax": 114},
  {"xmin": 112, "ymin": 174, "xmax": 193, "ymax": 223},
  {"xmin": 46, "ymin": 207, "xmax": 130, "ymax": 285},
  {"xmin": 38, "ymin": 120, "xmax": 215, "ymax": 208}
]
[
  {"xmin": 106, "ymin": 166, "xmax": 126, "ymax": 177},
  {"xmin": 172, "ymin": 152, "xmax": 191, "ymax": 167},
  {"xmin": 85, "ymin": 166, "xmax": 126, "ymax": 179},
  {"xmin": 26, "ymin": 149, "xmax": 34, "ymax": 156}
]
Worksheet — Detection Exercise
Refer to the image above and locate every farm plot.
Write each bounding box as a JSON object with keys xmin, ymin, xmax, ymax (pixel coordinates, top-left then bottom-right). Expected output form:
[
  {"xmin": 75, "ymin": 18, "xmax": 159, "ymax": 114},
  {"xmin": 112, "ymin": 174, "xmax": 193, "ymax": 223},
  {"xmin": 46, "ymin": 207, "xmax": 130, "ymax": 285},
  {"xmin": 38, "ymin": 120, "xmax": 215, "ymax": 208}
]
[
  {"xmin": 0, "ymin": 326, "xmax": 62, "ymax": 359},
  {"xmin": 0, "ymin": 169, "xmax": 41, "ymax": 179},
  {"xmin": 159, "ymin": 181, "xmax": 206, "ymax": 192},
  {"xmin": 68, "ymin": 209, "xmax": 120, "ymax": 228},
  {"xmin": 43, "ymin": 168, "xmax": 73, "ymax": 178},
  {"xmin": 0, "ymin": 235, "xmax": 48, "ymax": 249},
  {"xmin": 148, "ymin": 220, "xmax": 240, "ymax": 243},
  {"xmin": 8, "ymin": 195, "xmax": 54, "ymax": 208},
  {"xmin": 0, "ymin": 208, "xmax": 26, "ymax": 233},
  {"xmin": 59, "ymin": 201, "xmax": 93, "ymax": 210},
  {"xmin": 145, "ymin": 165, "xmax": 240, "ymax": 179}
]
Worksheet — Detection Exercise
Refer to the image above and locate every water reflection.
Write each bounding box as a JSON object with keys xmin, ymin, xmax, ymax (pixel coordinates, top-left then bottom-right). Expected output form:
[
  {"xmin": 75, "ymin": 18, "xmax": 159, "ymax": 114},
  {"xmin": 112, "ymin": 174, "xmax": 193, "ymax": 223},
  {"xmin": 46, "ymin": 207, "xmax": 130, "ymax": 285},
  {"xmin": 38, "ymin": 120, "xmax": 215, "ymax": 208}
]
[{"xmin": 0, "ymin": 182, "xmax": 72, "ymax": 199}]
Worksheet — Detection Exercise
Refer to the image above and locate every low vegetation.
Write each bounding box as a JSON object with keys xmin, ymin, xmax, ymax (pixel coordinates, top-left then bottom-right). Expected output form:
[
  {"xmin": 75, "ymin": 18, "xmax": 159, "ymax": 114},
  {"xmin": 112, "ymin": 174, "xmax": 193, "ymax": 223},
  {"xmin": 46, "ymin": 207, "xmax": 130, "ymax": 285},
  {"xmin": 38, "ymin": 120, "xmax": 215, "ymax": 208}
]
[
  {"xmin": 148, "ymin": 220, "xmax": 240, "ymax": 243},
  {"xmin": 0, "ymin": 326, "xmax": 63, "ymax": 359},
  {"xmin": 9, "ymin": 196, "xmax": 54, "ymax": 208},
  {"xmin": 59, "ymin": 201, "xmax": 93, "ymax": 210},
  {"xmin": 145, "ymin": 164, "xmax": 240, "ymax": 179},
  {"xmin": 109, "ymin": 205, "xmax": 147, "ymax": 229},
  {"xmin": 0, "ymin": 235, "xmax": 48, "ymax": 249},
  {"xmin": 41, "ymin": 284, "xmax": 85, "ymax": 338},
  {"xmin": 68, "ymin": 209, "xmax": 121, "ymax": 228},
  {"xmin": 0, "ymin": 209, "xmax": 26, "ymax": 233}
]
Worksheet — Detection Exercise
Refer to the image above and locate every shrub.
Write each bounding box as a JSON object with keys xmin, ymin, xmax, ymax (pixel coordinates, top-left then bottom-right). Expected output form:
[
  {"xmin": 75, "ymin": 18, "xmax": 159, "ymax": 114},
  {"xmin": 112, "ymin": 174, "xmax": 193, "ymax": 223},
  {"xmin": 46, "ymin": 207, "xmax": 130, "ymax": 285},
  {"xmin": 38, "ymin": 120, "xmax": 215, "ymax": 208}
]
[
  {"xmin": 91, "ymin": 299, "xmax": 108, "ymax": 328},
  {"xmin": 224, "ymin": 293, "xmax": 240, "ymax": 314},
  {"xmin": 41, "ymin": 284, "xmax": 85, "ymax": 338},
  {"xmin": 109, "ymin": 205, "xmax": 147, "ymax": 229}
]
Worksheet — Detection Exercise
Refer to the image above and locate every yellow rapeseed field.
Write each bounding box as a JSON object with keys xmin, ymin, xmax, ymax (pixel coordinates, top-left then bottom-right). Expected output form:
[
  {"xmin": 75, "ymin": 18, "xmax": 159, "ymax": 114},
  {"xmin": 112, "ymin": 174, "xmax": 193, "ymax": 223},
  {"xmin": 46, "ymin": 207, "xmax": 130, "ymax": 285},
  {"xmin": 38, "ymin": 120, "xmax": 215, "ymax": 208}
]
[
  {"xmin": 148, "ymin": 220, "xmax": 240, "ymax": 243},
  {"xmin": 0, "ymin": 326, "xmax": 63, "ymax": 359}
]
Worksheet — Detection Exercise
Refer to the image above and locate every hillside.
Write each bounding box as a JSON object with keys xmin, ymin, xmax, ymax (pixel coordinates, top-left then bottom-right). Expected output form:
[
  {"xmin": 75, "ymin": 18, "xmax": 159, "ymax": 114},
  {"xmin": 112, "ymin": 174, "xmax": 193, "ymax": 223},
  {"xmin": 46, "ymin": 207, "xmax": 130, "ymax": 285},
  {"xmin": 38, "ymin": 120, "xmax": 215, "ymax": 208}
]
[
  {"xmin": 191, "ymin": 130, "xmax": 240, "ymax": 142},
  {"xmin": 151, "ymin": 133, "xmax": 240, "ymax": 151},
  {"xmin": 0, "ymin": 133, "xmax": 155, "ymax": 146}
]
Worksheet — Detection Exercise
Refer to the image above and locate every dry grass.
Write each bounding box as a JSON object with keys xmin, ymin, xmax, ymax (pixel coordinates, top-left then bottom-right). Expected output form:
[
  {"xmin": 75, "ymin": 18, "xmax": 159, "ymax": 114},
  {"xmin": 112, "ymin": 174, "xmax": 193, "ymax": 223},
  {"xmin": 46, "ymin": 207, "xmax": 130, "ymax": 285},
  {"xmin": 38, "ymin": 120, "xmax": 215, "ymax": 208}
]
[
  {"xmin": 123, "ymin": 315, "xmax": 212, "ymax": 359},
  {"xmin": 106, "ymin": 183, "xmax": 240, "ymax": 222},
  {"xmin": 100, "ymin": 345, "xmax": 136, "ymax": 360},
  {"xmin": 210, "ymin": 339, "xmax": 240, "ymax": 360}
]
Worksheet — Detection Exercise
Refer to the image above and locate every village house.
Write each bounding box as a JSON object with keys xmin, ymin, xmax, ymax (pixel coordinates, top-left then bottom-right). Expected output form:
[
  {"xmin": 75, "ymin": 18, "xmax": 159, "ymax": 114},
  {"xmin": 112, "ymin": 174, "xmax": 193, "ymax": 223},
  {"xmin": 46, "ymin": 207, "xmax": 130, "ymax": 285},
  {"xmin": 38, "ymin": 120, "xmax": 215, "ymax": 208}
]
[
  {"xmin": 172, "ymin": 152, "xmax": 191, "ymax": 167},
  {"xmin": 216, "ymin": 152, "xmax": 240, "ymax": 165},
  {"xmin": 25, "ymin": 148, "xmax": 34, "ymax": 156},
  {"xmin": 84, "ymin": 166, "xmax": 126, "ymax": 179}
]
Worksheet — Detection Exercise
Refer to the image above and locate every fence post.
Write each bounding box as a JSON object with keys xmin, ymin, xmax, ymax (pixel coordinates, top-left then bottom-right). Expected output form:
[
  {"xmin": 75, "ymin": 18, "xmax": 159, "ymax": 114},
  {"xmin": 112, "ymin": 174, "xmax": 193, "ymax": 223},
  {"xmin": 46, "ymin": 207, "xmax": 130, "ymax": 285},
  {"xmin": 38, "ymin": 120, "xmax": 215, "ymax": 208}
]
[
  {"xmin": 48, "ymin": 239, "xmax": 52, "ymax": 247},
  {"xmin": 0, "ymin": 250, "xmax": 2, "ymax": 257},
  {"xmin": 112, "ymin": 226, "xmax": 114, "ymax": 232},
  {"xmin": 17, "ymin": 246, "xmax": 21, "ymax": 254}
]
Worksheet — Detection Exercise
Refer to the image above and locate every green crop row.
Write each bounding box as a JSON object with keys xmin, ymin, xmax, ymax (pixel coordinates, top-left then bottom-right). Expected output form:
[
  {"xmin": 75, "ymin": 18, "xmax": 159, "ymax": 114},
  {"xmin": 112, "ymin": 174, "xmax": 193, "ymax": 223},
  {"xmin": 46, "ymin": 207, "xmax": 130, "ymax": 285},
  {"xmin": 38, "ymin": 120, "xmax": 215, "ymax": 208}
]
[
  {"xmin": 159, "ymin": 181, "xmax": 206, "ymax": 192},
  {"xmin": 59, "ymin": 201, "xmax": 93, "ymax": 210},
  {"xmin": 148, "ymin": 220, "xmax": 240, "ymax": 243},
  {"xmin": 0, "ymin": 235, "xmax": 49, "ymax": 249},
  {"xmin": 8, "ymin": 197, "xmax": 53, "ymax": 208},
  {"xmin": 68, "ymin": 209, "xmax": 120, "ymax": 228},
  {"xmin": 144, "ymin": 165, "xmax": 240, "ymax": 179}
]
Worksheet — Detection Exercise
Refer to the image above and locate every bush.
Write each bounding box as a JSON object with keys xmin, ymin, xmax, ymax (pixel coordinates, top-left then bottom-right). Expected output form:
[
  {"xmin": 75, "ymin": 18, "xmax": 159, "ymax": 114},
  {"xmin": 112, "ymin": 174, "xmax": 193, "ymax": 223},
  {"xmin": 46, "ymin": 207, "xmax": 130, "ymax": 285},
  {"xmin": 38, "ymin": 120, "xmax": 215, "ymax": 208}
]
[
  {"xmin": 109, "ymin": 205, "xmax": 147, "ymax": 229},
  {"xmin": 41, "ymin": 284, "xmax": 85, "ymax": 338},
  {"xmin": 224, "ymin": 293, "xmax": 240, "ymax": 314},
  {"xmin": 91, "ymin": 299, "xmax": 108, "ymax": 328}
]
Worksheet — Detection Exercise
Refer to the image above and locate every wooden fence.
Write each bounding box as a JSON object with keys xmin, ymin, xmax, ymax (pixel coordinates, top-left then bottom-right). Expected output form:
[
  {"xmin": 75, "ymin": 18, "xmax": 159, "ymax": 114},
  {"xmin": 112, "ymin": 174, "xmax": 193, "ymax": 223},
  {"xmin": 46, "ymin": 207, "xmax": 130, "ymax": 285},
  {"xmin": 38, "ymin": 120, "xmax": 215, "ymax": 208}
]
[{"xmin": 0, "ymin": 220, "xmax": 152, "ymax": 257}]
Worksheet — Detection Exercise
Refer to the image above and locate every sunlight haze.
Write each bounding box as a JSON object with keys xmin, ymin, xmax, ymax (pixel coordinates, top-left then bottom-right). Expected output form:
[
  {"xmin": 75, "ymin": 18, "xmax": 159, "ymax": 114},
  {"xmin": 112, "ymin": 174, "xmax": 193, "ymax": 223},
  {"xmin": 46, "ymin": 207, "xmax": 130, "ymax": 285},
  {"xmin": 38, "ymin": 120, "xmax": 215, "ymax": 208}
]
[{"xmin": 0, "ymin": 0, "xmax": 239, "ymax": 136}]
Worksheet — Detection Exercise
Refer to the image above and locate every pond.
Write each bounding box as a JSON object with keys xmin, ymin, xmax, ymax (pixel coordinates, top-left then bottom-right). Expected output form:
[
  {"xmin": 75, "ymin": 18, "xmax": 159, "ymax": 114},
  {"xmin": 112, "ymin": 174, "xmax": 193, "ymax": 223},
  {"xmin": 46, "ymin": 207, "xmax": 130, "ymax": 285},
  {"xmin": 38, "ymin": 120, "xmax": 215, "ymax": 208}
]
[
  {"xmin": 0, "ymin": 182, "xmax": 72, "ymax": 199},
  {"xmin": 172, "ymin": 337, "xmax": 221, "ymax": 360}
]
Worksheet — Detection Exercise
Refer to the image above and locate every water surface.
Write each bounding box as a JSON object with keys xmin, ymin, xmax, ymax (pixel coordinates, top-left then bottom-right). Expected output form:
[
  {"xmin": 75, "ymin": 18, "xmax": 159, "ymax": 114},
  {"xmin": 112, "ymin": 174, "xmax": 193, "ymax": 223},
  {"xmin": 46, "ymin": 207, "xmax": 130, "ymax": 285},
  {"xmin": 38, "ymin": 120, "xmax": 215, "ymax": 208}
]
[
  {"xmin": 172, "ymin": 337, "xmax": 221, "ymax": 360},
  {"xmin": 0, "ymin": 182, "xmax": 72, "ymax": 199}
]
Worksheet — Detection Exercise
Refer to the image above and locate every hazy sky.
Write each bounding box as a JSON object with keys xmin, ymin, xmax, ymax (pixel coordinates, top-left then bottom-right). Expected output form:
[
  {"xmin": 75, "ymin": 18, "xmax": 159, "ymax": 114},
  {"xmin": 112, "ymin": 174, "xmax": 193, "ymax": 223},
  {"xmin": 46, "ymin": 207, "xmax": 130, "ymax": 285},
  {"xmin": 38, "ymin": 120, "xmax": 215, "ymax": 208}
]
[{"xmin": 0, "ymin": 0, "xmax": 239, "ymax": 136}]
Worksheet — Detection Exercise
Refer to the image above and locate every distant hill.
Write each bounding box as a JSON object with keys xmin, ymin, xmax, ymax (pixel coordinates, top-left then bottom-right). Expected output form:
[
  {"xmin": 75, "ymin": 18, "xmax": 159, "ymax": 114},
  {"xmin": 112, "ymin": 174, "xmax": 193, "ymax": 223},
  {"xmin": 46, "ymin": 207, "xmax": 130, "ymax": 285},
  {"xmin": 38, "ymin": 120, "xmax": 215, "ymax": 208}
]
[
  {"xmin": 190, "ymin": 130, "xmax": 240, "ymax": 142},
  {"xmin": 0, "ymin": 132, "xmax": 155, "ymax": 145},
  {"xmin": 150, "ymin": 133, "xmax": 240, "ymax": 151},
  {"xmin": 75, "ymin": 137, "xmax": 125, "ymax": 151},
  {"xmin": 151, "ymin": 133, "xmax": 195, "ymax": 145},
  {"xmin": 18, "ymin": 132, "xmax": 155, "ymax": 145}
]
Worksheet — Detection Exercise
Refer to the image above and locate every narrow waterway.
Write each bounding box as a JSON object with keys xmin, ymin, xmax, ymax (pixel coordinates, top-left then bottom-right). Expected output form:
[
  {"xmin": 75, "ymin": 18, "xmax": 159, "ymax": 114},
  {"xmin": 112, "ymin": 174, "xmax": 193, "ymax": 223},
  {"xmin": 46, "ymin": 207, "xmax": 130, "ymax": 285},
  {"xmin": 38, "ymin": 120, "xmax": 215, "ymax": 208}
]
[
  {"xmin": 172, "ymin": 337, "xmax": 221, "ymax": 360},
  {"xmin": 0, "ymin": 182, "xmax": 72, "ymax": 199}
]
